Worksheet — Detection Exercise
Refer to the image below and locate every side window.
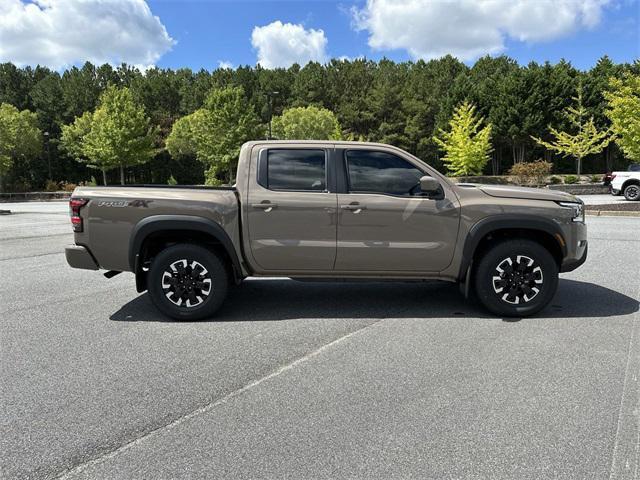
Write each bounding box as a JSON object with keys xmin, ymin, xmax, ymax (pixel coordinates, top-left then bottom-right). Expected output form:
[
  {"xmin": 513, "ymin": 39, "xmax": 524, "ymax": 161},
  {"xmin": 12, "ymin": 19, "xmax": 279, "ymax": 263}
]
[
  {"xmin": 346, "ymin": 150, "xmax": 424, "ymax": 196},
  {"xmin": 265, "ymin": 149, "xmax": 326, "ymax": 191}
]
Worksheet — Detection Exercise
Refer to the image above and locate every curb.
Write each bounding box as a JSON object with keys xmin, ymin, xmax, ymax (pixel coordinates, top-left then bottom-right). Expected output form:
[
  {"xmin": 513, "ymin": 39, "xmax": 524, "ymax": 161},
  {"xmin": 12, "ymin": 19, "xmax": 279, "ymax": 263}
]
[{"xmin": 586, "ymin": 210, "xmax": 640, "ymax": 217}]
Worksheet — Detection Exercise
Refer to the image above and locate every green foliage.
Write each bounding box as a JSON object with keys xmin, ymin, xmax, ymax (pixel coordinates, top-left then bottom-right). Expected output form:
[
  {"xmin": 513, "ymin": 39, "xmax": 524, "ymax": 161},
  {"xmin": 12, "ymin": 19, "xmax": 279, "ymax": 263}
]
[
  {"xmin": 590, "ymin": 174, "xmax": 601, "ymax": 183},
  {"xmin": 167, "ymin": 174, "xmax": 177, "ymax": 186},
  {"xmin": 60, "ymin": 111, "xmax": 93, "ymax": 164},
  {"xmin": 564, "ymin": 174, "xmax": 579, "ymax": 184},
  {"xmin": 271, "ymin": 106, "xmax": 341, "ymax": 140},
  {"xmin": 532, "ymin": 83, "xmax": 611, "ymax": 175},
  {"xmin": 549, "ymin": 175, "xmax": 563, "ymax": 184},
  {"xmin": 0, "ymin": 57, "xmax": 636, "ymax": 189},
  {"xmin": 0, "ymin": 103, "xmax": 42, "ymax": 180},
  {"xmin": 508, "ymin": 160, "xmax": 552, "ymax": 186},
  {"xmin": 433, "ymin": 101, "xmax": 492, "ymax": 176},
  {"xmin": 166, "ymin": 86, "xmax": 262, "ymax": 184},
  {"xmin": 61, "ymin": 85, "xmax": 157, "ymax": 184},
  {"xmin": 605, "ymin": 73, "xmax": 640, "ymax": 162}
]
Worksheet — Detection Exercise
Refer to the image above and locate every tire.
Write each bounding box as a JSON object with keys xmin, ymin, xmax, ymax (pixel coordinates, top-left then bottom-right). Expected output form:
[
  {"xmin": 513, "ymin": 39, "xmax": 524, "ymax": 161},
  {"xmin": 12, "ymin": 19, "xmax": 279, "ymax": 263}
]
[
  {"xmin": 623, "ymin": 183, "xmax": 640, "ymax": 201},
  {"xmin": 473, "ymin": 239, "xmax": 558, "ymax": 317},
  {"xmin": 148, "ymin": 243, "xmax": 229, "ymax": 320}
]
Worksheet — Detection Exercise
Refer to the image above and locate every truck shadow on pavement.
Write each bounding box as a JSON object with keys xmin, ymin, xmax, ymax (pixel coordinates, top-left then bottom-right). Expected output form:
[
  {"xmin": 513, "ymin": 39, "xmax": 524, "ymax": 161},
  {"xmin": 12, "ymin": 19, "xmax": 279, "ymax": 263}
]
[{"xmin": 110, "ymin": 278, "xmax": 638, "ymax": 323}]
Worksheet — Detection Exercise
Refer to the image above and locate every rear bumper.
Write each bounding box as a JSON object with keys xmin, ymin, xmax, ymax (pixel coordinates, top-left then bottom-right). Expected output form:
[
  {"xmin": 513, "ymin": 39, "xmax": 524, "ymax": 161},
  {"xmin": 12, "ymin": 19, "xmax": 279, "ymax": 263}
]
[{"xmin": 65, "ymin": 245, "xmax": 99, "ymax": 270}]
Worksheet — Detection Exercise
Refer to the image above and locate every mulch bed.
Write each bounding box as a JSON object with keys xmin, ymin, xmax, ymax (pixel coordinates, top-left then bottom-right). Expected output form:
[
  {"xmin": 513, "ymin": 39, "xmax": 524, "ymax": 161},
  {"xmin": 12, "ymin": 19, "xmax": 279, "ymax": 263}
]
[{"xmin": 585, "ymin": 203, "xmax": 640, "ymax": 212}]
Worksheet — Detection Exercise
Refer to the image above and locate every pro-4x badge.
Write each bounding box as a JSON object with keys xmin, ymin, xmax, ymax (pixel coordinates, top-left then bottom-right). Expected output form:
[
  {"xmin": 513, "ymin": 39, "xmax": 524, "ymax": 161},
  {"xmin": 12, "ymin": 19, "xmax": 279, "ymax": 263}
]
[{"xmin": 98, "ymin": 200, "xmax": 150, "ymax": 208}]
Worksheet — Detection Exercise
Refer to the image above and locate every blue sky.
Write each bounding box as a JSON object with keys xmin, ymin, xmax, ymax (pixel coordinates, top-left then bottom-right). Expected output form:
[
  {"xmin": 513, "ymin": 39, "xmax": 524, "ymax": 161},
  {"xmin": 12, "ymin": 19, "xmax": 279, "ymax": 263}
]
[
  {"xmin": 150, "ymin": 0, "xmax": 639, "ymax": 70},
  {"xmin": 1, "ymin": 0, "xmax": 638, "ymax": 71}
]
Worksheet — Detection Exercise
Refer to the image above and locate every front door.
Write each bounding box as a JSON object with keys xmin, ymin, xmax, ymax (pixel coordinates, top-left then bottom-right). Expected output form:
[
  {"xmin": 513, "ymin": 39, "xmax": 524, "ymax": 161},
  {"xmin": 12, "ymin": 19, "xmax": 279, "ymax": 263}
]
[
  {"xmin": 335, "ymin": 149, "xmax": 459, "ymax": 272},
  {"xmin": 247, "ymin": 147, "xmax": 338, "ymax": 272}
]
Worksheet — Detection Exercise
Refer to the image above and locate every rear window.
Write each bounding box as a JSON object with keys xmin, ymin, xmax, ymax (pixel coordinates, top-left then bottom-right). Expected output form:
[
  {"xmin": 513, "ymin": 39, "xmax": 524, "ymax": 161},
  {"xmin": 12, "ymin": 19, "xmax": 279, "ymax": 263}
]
[{"xmin": 266, "ymin": 149, "xmax": 326, "ymax": 191}]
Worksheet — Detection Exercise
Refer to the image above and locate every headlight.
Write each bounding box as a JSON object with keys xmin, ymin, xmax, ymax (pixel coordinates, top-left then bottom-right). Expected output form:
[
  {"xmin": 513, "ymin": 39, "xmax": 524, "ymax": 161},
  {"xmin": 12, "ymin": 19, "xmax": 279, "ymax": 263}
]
[{"xmin": 558, "ymin": 201, "xmax": 584, "ymax": 223}]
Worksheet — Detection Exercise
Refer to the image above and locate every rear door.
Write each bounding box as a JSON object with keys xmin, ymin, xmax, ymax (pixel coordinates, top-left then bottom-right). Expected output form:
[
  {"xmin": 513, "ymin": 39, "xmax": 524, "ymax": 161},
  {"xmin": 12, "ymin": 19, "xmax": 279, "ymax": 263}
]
[
  {"xmin": 246, "ymin": 146, "xmax": 338, "ymax": 272},
  {"xmin": 335, "ymin": 148, "xmax": 459, "ymax": 272}
]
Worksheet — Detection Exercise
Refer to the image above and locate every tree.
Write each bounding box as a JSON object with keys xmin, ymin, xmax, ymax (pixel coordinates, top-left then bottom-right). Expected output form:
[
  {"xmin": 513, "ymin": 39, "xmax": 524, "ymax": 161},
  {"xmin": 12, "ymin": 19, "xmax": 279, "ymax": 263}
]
[
  {"xmin": 0, "ymin": 103, "xmax": 42, "ymax": 191},
  {"xmin": 271, "ymin": 106, "xmax": 341, "ymax": 140},
  {"xmin": 166, "ymin": 86, "xmax": 262, "ymax": 184},
  {"xmin": 532, "ymin": 83, "xmax": 611, "ymax": 176},
  {"xmin": 60, "ymin": 111, "xmax": 99, "ymax": 180},
  {"xmin": 61, "ymin": 85, "xmax": 157, "ymax": 185},
  {"xmin": 433, "ymin": 101, "xmax": 493, "ymax": 176},
  {"xmin": 605, "ymin": 73, "xmax": 640, "ymax": 162}
]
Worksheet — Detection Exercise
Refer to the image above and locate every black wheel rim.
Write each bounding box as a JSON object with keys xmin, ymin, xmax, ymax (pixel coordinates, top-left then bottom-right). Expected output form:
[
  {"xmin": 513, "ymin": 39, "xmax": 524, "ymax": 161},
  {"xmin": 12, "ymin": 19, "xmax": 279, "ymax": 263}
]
[
  {"xmin": 492, "ymin": 255, "xmax": 543, "ymax": 305},
  {"xmin": 161, "ymin": 259, "xmax": 212, "ymax": 308},
  {"xmin": 627, "ymin": 186, "xmax": 639, "ymax": 199}
]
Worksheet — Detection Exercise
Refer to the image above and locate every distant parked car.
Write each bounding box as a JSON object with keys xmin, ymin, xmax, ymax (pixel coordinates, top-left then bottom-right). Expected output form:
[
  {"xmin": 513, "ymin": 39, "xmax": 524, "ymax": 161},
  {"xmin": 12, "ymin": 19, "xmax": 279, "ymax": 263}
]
[{"xmin": 609, "ymin": 164, "xmax": 640, "ymax": 201}]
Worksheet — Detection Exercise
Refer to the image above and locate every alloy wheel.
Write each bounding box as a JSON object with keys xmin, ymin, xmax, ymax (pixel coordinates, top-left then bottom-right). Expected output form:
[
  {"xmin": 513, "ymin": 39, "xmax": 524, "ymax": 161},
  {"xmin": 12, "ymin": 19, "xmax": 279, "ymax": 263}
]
[
  {"xmin": 492, "ymin": 255, "xmax": 544, "ymax": 305},
  {"xmin": 161, "ymin": 259, "xmax": 212, "ymax": 308}
]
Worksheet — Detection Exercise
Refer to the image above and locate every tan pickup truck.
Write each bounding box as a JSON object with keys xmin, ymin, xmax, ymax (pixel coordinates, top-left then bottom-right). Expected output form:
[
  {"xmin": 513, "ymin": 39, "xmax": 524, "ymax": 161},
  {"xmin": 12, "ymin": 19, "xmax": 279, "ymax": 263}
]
[{"xmin": 66, "ymin": 140, "xmax": 587, "ymax": 319}]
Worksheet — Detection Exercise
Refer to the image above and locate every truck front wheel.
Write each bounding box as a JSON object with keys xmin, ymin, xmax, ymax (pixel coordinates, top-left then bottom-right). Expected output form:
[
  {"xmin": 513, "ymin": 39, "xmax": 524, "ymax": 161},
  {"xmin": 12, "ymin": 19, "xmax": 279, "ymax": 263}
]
[
  {"xmin": 473, "ymin": 239, "xmax": 558, "ymax": 317},
  {"xmin": 148, "ymin": 243, "xmax": 229, "ymax": 321}
]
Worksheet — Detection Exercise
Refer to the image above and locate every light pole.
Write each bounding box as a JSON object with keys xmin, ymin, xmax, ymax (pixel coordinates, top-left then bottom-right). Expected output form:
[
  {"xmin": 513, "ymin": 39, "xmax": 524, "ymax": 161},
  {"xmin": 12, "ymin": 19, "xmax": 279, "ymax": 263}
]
[
  {"xmin": 266, "ymin": 91, "xmax": 279, "ymax": 139},
  {"xmin": 44, "ymin": 131, "xmax": 51, "ymax": 180}
]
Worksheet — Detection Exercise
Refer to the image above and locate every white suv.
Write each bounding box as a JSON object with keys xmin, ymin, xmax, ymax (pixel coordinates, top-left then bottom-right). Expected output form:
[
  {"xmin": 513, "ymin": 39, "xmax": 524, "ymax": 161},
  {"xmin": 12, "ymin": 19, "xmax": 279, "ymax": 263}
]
[{"xmin": 611, "ymin": 164, "xmax": 640, "ymax": 201}]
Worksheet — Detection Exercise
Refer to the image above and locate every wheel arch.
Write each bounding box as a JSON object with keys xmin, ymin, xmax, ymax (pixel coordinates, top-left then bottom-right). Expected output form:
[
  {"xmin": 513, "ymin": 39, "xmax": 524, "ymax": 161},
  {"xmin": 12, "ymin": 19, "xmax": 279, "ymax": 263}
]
[
  {"xmin": 129, "ymin": 215, "xmax": 244, "ymax": 292},
  {"xmin": 458, "ymin": 215, "xmax": 566, "ymax": 282},
  {"xmin": 622, "ymin": 178, "xmax": 640, "ymax": 190}
]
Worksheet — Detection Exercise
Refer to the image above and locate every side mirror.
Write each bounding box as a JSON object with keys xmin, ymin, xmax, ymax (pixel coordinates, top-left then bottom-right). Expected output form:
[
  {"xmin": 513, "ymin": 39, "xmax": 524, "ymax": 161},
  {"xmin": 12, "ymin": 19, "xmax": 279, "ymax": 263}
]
[{"xmin": 419, "ymin": 176, "xmax": 441, "ymax": 196}]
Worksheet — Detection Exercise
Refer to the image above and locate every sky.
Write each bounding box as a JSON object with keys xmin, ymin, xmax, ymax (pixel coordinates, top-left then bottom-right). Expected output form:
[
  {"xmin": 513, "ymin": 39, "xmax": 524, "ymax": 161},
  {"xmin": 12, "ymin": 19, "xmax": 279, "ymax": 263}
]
[{"xmin": 0, "ymin": 0, "xmax": 638, "ymax": 72}]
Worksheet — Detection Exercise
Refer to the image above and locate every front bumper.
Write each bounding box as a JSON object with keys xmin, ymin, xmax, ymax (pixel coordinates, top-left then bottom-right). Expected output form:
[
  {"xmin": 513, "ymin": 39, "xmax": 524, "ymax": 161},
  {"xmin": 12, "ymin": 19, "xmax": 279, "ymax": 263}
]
[
  {"xmin": 65, "ymin": 245, "xmax": 99, "ymax": 270},
  {"xmin": 560, "ymin": 241, "xmax": 588, "ymax": 272}
]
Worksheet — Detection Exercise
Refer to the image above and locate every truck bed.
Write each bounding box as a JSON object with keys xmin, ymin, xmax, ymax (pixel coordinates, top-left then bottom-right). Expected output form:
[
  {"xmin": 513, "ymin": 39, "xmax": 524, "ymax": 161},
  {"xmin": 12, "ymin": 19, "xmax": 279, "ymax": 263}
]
[{"xmin": 72, "ymin": 185, "xmax": 240, "ymax": 272}]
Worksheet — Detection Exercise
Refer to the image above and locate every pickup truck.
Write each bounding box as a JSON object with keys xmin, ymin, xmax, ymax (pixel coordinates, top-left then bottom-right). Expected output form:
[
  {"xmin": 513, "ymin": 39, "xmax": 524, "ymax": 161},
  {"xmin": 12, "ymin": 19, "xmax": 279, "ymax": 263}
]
[
  {"xmin": 609, "ymin": 164, "xmax": 640, "ymax": 200},
  {"xmin": 66, "ymin": 140, "xmax": 587, "ymax": 319}
]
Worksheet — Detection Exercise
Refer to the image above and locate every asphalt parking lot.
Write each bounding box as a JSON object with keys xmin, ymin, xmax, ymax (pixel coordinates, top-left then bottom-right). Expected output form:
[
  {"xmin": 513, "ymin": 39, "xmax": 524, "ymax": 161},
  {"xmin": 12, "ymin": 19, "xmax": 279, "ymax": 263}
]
[{"xmin": 1, "ymin": 201, "xmax": 639, "ymax": 480}]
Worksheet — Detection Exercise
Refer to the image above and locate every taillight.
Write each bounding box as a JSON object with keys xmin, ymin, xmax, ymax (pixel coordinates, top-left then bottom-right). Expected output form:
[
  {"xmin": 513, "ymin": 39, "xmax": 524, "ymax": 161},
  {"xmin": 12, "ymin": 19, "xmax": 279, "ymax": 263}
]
[
  {"xmin": 69, "ymin": 198, "xmax": 89, "ymax": 232},
  {"xmin": 610, "ymin": 174, "xmax": 616, "ymax": 181}
]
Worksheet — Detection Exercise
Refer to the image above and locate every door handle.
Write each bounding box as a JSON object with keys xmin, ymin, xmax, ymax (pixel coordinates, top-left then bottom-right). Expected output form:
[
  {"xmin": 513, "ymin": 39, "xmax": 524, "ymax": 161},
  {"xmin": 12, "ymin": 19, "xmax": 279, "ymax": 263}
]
[
  {"xmin": 251, "ymin": 202, "xmax": 278, "ymax": 211},
  {"xmin": 340, "ymin": 204, "xmax": 366, "ymax": 212}
]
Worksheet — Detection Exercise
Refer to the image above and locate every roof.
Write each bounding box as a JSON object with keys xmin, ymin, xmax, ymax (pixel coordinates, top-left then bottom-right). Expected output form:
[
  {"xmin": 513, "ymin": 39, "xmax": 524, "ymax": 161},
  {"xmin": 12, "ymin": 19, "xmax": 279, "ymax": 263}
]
[{"xmin": 242, "ymin": 139, "xmax": 395, "ymax": 148}]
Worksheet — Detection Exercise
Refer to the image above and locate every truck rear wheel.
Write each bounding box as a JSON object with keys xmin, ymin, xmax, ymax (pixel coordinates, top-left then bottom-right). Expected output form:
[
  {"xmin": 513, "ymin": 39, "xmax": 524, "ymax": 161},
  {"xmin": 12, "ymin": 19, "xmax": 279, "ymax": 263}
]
[
  {"xmin": 148, "ymin": 244, "xmax": 228, "ymax": 321},
  {"xmin": 473, "ymin": 239, "xmax": 558, "ymax": 317}
]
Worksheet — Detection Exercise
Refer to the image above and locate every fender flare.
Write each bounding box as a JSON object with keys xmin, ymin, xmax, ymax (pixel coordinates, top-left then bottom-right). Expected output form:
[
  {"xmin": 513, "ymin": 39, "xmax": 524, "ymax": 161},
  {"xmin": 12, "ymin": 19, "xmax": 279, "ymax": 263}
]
[
  {"xmin": 129, "ymin": 215, "xmax": 243, "ymax": 279},
  {"xmin": 458, "ymin": 214, "xmax": 567, "ymax": 281}
]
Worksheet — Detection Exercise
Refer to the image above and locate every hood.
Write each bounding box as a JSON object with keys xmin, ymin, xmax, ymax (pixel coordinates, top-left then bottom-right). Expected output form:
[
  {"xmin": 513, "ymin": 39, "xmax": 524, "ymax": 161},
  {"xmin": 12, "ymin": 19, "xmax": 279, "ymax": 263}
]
[{"xmin": 457, "ymin": 183, "xmax": 579, "ymax": 202}]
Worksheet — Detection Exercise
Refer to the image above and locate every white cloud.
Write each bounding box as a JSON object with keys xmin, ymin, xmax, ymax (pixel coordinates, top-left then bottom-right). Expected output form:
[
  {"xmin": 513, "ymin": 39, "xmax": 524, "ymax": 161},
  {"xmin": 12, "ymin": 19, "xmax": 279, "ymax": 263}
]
[
  {"xmin": 217, "ymin": 60, "xmax": 234, "ymax": 69},
  {"xmin": 0, "ymin": 0, "xmax": 175, "ymax": 69},
  {"xmin": 251, "ymin": 20, "xmax": 327, "ymax": 68},
  {"xmin": 352, "ymin": 0, "xmax": 612, "ymax": 61}
]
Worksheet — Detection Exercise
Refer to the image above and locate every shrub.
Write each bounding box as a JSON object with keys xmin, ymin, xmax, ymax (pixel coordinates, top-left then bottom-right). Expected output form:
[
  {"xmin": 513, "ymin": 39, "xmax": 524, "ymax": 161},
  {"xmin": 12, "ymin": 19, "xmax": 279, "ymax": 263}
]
[
  {"xmin": 549, "ymin": 176, "xmax": 563, "ymax": 184},
  {"xmin": 564, "ymin": 175, "xmax": 579, "ymax": 184},
  {"xmin": 590, "ymin": 174, "xmax": 601, "ymax": 183},
  {"xmin": 167, "ymin": 175, "xmax": 178, "ymax": 186},
  {"xmin": 60, "ymin": 182, "xmax": 77, "ymax": 192},
  {"xmin": 508, "ymin": 160, "xmax": 553, "ymax": 186},
  {"xmin": 44, "ymin": 179, "xmax": 59, "ymax": 192}
]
